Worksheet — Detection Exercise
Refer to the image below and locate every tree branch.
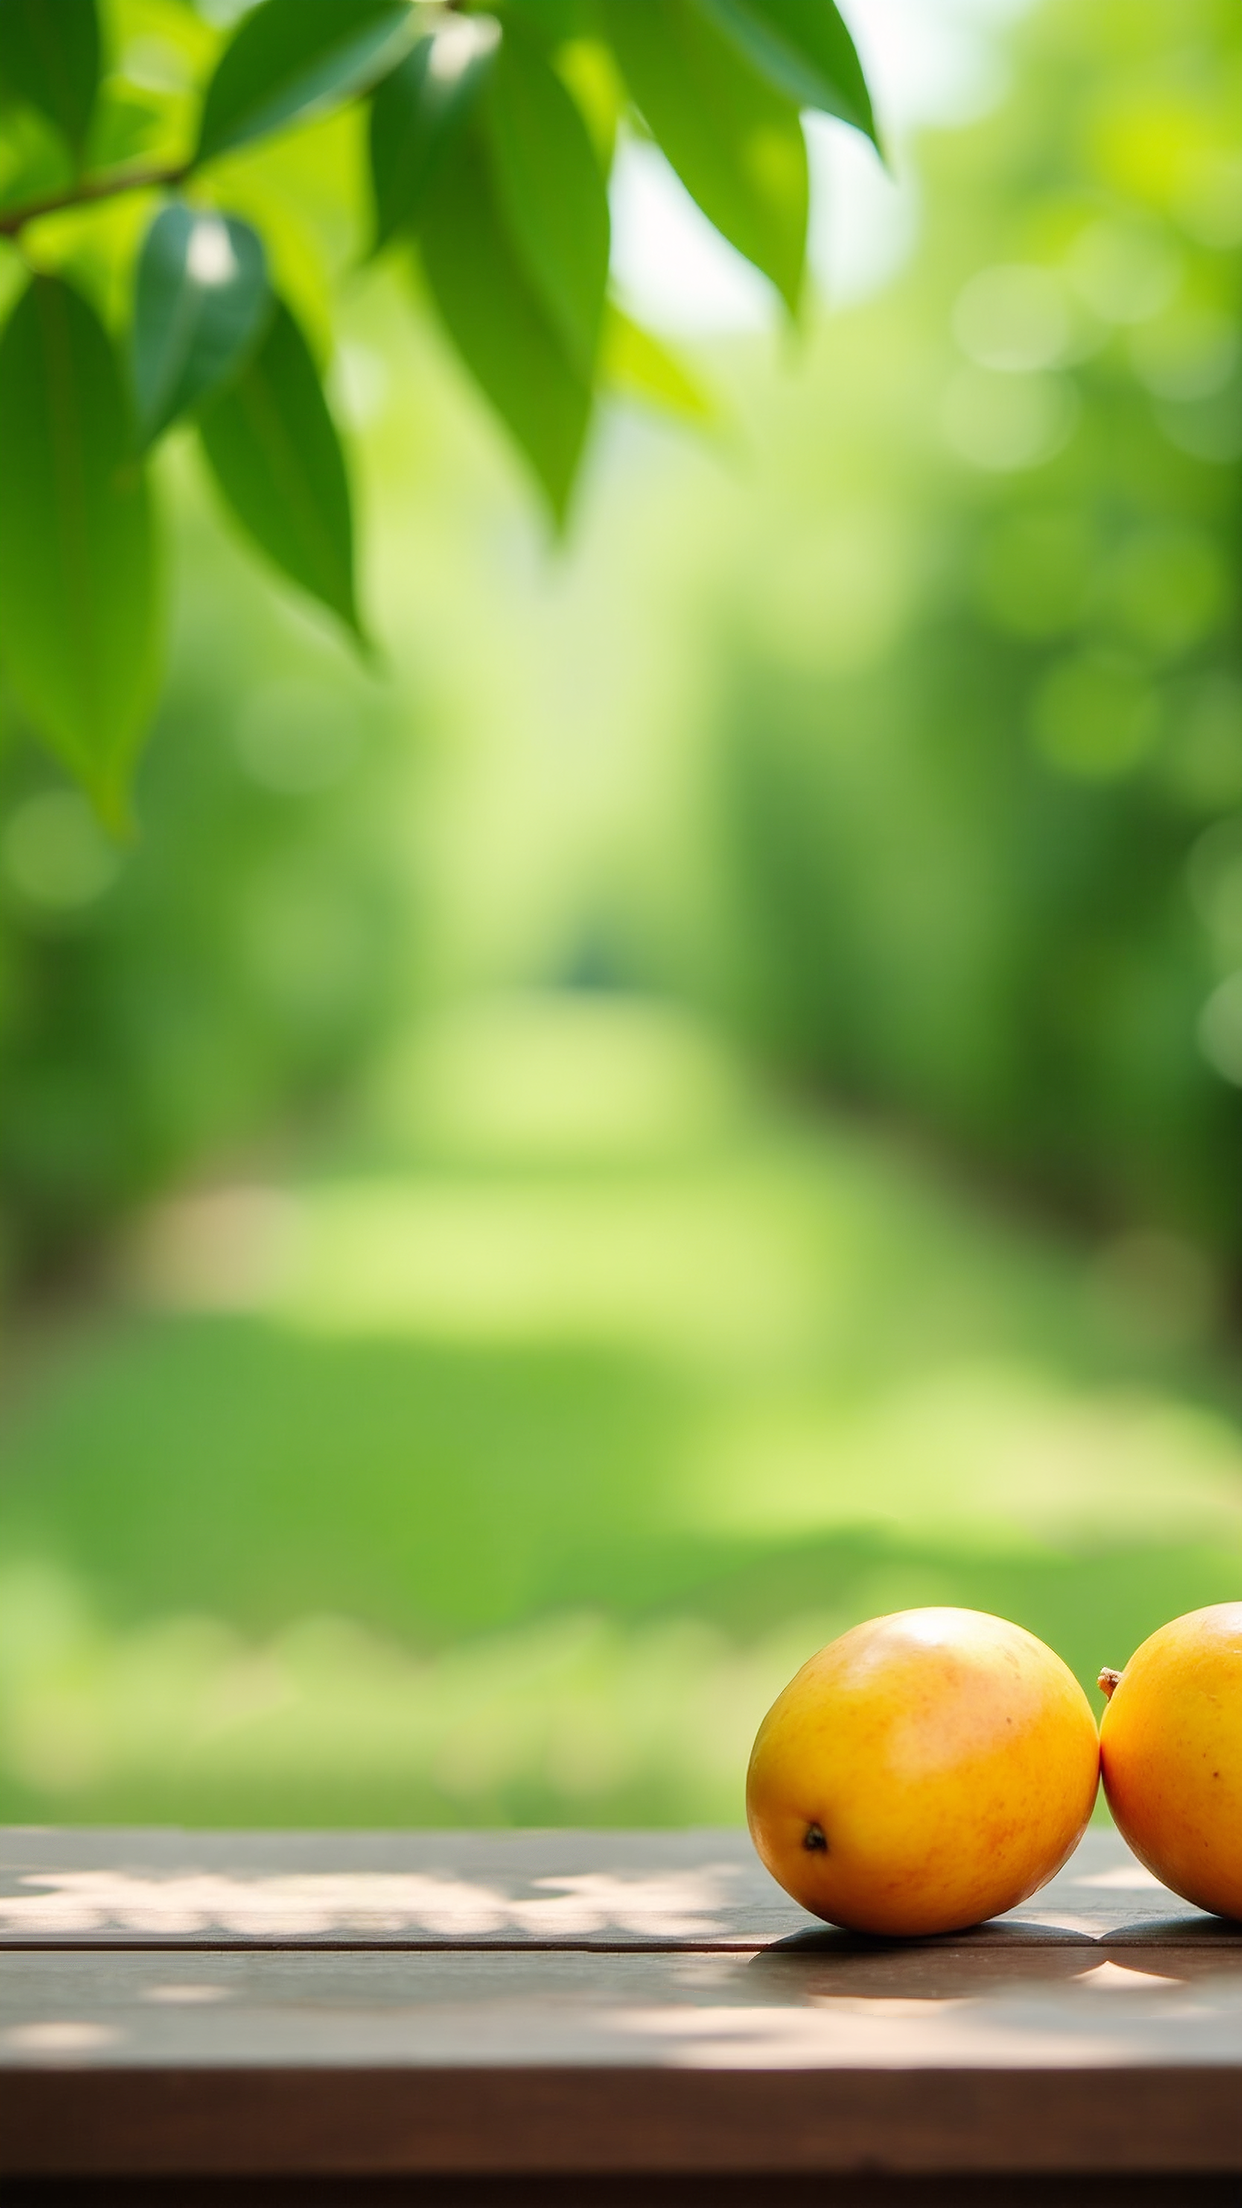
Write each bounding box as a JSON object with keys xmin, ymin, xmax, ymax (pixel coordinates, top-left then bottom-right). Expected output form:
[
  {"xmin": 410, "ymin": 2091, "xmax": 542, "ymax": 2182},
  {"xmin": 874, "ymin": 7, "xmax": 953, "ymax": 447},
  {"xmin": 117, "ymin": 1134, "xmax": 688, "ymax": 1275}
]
[{"xmin": 0, "ymin": 160, "xmax": 192, "ymax": 240}]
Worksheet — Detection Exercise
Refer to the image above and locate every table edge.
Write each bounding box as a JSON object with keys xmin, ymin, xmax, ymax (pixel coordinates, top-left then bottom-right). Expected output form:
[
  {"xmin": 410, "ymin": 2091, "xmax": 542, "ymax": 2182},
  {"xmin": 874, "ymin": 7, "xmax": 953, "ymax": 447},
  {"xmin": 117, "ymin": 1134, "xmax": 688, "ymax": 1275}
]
[{"xmin": 3, "ymin": 2061, "xmax": 1240, "ymax": 2177}]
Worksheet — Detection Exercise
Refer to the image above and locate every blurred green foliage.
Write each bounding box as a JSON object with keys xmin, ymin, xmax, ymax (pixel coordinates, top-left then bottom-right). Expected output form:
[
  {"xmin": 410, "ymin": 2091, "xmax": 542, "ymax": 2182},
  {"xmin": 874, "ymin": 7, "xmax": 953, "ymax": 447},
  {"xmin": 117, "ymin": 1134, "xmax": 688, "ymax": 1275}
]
[
  {"xmin": 691, "ymin": 0, "xmax": 1242, "ymax": 1258},
  {"xmin": 0, "ymin": 0, "xmax": 1240, "ymax": 1829}
]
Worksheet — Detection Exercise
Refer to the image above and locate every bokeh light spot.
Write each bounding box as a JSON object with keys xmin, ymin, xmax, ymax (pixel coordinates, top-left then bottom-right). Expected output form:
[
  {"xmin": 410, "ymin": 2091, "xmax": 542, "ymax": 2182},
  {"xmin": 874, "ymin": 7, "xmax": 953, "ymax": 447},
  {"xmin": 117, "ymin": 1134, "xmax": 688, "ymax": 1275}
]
[
  {"xmin": 941, "ymin": 366, "xmax": 1079, "ymax": 471},
  {"xmin": 1066, "ymin": 219, "xmax": 1181, "ymax": 325},
  {"xmin": 953, "ymin": 263, "xmax": 1070, "ymax": 372},
  {"xmin": 1129, "ymin": 308, "xmax": 1239, "ymax": 401}
]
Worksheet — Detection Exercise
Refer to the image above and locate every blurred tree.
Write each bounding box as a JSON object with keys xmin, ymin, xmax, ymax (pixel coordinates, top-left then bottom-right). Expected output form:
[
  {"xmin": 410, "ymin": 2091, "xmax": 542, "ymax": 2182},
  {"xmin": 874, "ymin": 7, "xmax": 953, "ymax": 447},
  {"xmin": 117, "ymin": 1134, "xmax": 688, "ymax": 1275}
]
[
  {"xmin": 698, "ymin": 0, "xmax": 1241, "ymax": 1262},
  {"xmin": 0, "ymin": 0, "xmax": 876, "ymax": 826}
]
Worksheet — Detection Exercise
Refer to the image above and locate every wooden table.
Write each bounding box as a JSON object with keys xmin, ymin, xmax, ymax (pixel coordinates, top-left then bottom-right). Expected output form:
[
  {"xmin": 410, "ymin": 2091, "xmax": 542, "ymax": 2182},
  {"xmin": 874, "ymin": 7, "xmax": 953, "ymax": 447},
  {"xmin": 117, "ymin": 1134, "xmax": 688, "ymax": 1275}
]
[{"xmin": 2, "ymin": 1825, "xmax": 1240, "ymax": 2206}]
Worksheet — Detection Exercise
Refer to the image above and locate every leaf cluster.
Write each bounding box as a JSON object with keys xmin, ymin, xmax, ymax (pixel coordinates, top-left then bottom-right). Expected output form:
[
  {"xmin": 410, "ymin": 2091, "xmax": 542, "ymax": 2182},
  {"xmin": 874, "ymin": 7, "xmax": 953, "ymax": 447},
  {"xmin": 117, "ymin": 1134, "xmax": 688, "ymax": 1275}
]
[{"xmin": 0, "ymin": 0, "xmax": 876, "ymax": 821}]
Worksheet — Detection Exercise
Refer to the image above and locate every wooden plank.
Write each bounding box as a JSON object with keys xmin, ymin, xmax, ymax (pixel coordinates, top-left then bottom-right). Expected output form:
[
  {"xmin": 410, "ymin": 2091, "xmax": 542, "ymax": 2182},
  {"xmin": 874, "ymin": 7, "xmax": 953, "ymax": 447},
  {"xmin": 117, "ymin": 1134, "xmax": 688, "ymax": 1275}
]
[
  {"xmin": 4, "ymin": 2062, "xmax": 1240, "ymax": 2177},
  {"xmin": 2, "ymin": 1946, "xmax": 1241, "ymax": 2174},
  {"xmin": 6, "ymin": 1943, "xmax": 1242, "ymax": 2064},
  {"xmin": 0, "ymin": 1826, "xmax": 1229, "ymax": 1949}
]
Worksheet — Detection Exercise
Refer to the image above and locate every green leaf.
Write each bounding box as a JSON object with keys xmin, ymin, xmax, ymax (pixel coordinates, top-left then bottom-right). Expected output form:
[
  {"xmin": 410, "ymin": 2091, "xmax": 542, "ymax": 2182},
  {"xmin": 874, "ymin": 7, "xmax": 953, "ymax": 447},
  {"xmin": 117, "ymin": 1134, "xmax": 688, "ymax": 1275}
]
[
  {"xmin": 501, "ymin": 0, "xmax": 594, "ymax": 38},
  {"xmin": 132, "ymin": 202, "xmax": 271, "ymax": 447},
  {"xmin": 368, "ymin": 12, "xmax": 500, "ymax": 256},
  {"xmin": 89, "ymin": 85, "xmax": 168, "ymax": 171},
  {"xmin": 698, "ymin": 0, "xmax": 877, "ymax": 144},
  {"xmin": 0, "ymin": 102, "xmax": 73, "ymax": 217},
  {"xmin": 602, "ymin": 0, "xmax": 808, "ymax": 314},
  {"xmin": 196, "ymin": 0, "xmax": 413, "ymax": 166},
  {"xmin": 197, "ymin": 297, "xmax": 364, "ymax": 641},
  {"xmin": 553, "ymin": 37, "xmax": 623, "ymax": 177},
  {"xmin": 0, "ymin": 278, "xmax": 160, "ymax": 826},
  {"xmin": 484, "ymin": 22, "xmax": 610, "ymax": 376},
  {"xmin": 419, "ymin": 132, "xmax": 591, "ymax": 524},
  {"xmin": 0, "ymin": 0, "xmax": 100, "ymax": 160},
  {"xmin": 600, "ymin": 302, "xmax": 714, "ymax": 425}
]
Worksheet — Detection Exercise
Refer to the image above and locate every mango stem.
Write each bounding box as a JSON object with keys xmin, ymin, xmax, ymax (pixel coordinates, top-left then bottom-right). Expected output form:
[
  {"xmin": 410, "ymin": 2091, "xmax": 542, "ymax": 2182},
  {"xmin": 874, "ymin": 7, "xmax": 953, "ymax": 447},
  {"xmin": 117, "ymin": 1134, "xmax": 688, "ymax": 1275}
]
[{"xmin": 1097, "ymin": 1667, "xmax": 1122, "ymax": 1700}]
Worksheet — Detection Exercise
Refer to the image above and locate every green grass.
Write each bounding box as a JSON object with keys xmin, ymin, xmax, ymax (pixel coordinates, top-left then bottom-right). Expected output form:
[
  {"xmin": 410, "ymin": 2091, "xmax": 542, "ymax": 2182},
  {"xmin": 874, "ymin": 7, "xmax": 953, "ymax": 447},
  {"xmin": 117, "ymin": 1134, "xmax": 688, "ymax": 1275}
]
[{"xmin": 2, "ymin": 996, "xmax": 1239, "ymax": 1825}]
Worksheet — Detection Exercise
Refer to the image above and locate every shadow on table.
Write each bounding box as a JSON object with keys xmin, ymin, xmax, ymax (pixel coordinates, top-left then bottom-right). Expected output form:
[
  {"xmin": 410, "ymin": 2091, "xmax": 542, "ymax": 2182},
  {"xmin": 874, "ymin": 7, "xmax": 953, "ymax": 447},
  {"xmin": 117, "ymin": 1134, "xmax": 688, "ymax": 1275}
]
[
  {"xmin": 1107, "ymin": 1913, "xmax": 1242, "ymax": 1946},
  {"xmin": 750, "ymin": 1914, "xmax": 1242, "ymax": 1998}
]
